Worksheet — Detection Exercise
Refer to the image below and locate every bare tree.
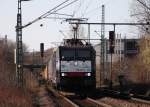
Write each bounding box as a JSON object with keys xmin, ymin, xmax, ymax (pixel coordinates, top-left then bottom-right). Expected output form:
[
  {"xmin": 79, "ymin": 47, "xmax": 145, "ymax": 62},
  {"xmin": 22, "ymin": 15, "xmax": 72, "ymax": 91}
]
[
  {"xmin": 131, "ymin": 0, "xmax": 150, "ymax": 34},
  {"xmin": 129, "ymin": 0, "xmax": 150, "ymax": 84},
  {"xmin": 120, "ymin": 37, "xmax": 150, "ymax": 84}
]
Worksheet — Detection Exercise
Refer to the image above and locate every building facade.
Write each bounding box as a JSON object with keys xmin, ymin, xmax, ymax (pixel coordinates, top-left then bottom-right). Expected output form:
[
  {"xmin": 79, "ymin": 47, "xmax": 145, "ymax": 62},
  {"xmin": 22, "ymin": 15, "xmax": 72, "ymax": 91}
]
[{"xmin": 94, "ymin": 37, "xmax": 139, "ymax": 86}]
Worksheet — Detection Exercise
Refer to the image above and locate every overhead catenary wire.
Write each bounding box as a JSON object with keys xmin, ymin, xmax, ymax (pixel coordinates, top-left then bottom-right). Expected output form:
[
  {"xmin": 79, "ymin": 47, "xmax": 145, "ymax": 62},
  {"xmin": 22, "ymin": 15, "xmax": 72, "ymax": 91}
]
[
  {"xmin": 46, "ymin": 0, "xmax": 80, "ymax": 18},
  {"xmin": 45, "ymin": 17, "xmax": 72, "ymax": 20},
  {"xmin": 81, "ymin": 0, "xmax": 93, "ymax": 18},
  {"xmin": 80, "ymin": 0, "xmax": 114, "ymax": 19},
  {"xmin": 50, "ymin": 13, "xmax": 73, "ymax": 17},
  {"xmin": 84, "ymin": 7, "xmax": 100, "ymax": 16},
  {"xmin": 72, "ymin": 0, "xmax": 83, "ymax": 17},
  {"xmin": 22, "ymin": 0, "xmax": 79, "ymax": 28},
  {"xmin": 22, "ymin": 0, "xmax": 70, "ymax": 28}
]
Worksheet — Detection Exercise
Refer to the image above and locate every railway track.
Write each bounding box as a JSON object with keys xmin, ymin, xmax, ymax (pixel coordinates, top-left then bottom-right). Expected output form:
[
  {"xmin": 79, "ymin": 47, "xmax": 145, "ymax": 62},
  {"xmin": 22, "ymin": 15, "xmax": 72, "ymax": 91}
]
[
  {"xmin": 47, "ymin": 86, "xmax": 112, "ymax": 107},
  {"xmin": 67, "ymin": 96, "xmax": 150, "ymax": 107},
  {"xmin": 66, "ymin": 95, "xmax": 109, "ymax": 107},
  {"xmin": 131, "ymin": 98, "xmax": 150, "ymax": 105},
  {"xmin": 96, "ymin": 97, "xmax": 150, "ymax": 107},
  {"xmin": 46, "ymin": 86, "xmax": 150, "ymax": 107},
  {"xmin": 46, "ymin": 86, "xmax": 78, "ymax": 107}
]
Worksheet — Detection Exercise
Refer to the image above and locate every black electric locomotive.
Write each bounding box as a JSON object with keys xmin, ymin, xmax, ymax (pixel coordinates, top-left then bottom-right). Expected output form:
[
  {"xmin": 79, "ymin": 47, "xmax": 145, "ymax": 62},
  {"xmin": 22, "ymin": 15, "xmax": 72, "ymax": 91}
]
[{"xmin": 47, "ymin": 39, "xmax": 96, "ymax": 93}]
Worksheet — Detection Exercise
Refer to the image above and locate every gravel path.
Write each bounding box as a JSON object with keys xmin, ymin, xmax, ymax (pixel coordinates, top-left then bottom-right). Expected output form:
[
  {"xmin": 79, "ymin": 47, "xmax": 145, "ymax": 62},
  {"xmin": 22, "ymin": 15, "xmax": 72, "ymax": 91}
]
[{"xmin": 33, "ymin": 85, "xmax": 57, "ymax": 107}]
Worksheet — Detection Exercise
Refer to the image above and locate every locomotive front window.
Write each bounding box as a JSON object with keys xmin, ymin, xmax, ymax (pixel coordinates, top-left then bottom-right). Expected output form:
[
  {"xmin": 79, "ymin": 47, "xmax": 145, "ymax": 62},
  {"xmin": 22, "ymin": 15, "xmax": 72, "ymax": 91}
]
[
  {"xmin": 77, "ymin": 50, "xmax": 91, "ymax": 58},
  {"xmin": 61, "ymin": 61, "xmax": 91, "ymax": 72},
  {"xmin": 60, "ymin": 48, "xmax": 92, "ymax": 60},
  {"xmin": 61, "ymin": 50, "xmax": 75, "ymax": 59}
]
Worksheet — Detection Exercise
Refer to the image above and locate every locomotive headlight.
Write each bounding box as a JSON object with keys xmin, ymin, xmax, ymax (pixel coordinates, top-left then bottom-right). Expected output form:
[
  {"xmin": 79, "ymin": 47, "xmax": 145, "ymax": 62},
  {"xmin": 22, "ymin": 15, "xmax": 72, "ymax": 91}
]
[
  {"xmin": 74, "ymin": 61, "xmax": 78, "ymax": 66},
  {"xmin": 61, "ymin": 73, "xmax": 66, "ymax": 76},
  {"xmin": 86, "ymin": 73, "xmax": 91, "ymax": 76}
]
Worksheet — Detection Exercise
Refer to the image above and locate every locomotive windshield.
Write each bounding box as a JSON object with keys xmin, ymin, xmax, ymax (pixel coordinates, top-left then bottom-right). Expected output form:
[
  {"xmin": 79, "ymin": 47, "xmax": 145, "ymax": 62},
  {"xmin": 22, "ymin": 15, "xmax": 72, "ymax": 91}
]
[
  {"xmin": 60, "ymin": 48, "xmax": 91, "ymax": 60},
  {"xmin": 77, "ymin": 50, "xmax": 91, "ymax": 58},
  {"xmin": 59, "ymin": 46, "xmax": 95, "ymax": 72},
  {"xmin": 61, "ymin": 61, "xmax": 91, "ymax": 72}
]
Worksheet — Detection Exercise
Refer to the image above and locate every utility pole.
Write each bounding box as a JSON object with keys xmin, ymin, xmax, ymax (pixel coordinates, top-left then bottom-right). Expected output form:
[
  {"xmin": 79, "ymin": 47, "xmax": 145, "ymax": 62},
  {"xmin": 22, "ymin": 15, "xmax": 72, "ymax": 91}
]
[
  {"xmin": 16, "ymin": 0, "xmax": 23, "ymax": 88},
  {"xmin": 4, "ymin": 35, "xmax": 7, "ymax": 79},
  {"xmin": 16, "ymin": 0, "xmax": 31, "ymax": 88},
  {"xmin": 100, "ymin": 5, "xmax": 105, "ymax": 87}
]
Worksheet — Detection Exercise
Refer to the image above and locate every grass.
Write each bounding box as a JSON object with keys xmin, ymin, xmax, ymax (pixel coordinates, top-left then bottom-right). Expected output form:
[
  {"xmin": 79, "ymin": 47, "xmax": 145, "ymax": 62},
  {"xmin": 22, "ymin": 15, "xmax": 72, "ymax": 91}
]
[{"xmin": 0, "ymin": 86, "xmax": 32, "ymax": 107}]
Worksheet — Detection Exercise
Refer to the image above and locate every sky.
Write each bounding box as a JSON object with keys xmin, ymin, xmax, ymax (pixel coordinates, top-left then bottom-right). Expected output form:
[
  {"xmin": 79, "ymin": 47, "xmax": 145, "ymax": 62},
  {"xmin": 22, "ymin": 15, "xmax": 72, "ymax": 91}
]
[{"xmin": 0, "ymin": 0, "xmax": 136, "ymax": 51}]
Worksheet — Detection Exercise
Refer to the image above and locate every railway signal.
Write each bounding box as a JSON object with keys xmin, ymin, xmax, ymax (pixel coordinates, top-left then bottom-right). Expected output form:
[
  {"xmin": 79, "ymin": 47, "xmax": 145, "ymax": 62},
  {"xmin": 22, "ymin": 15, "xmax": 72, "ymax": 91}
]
[
  {"xmin": 109, "ymin": 31, "xmax": 115, "ymax": 53},
  {"xmin": 40, "ymin": 43, "xmax": 44, "ymax": 57}
]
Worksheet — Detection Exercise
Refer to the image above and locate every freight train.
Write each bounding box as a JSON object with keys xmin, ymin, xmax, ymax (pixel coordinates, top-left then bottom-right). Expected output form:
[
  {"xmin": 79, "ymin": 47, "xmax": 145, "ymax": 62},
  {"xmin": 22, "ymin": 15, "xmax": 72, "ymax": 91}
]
[{"xmin": 47, "ymin": 39, "xmax": 96, "ymax": 93}]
